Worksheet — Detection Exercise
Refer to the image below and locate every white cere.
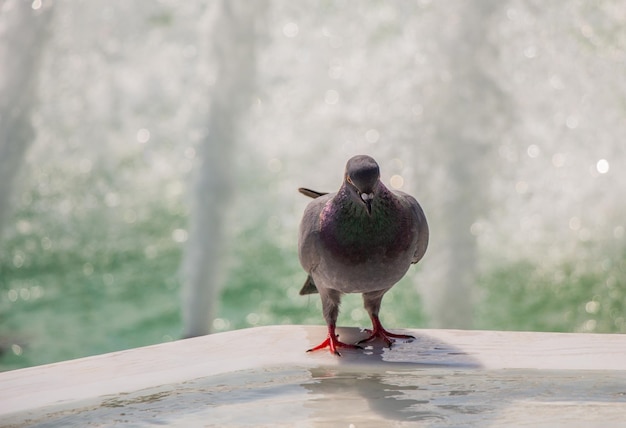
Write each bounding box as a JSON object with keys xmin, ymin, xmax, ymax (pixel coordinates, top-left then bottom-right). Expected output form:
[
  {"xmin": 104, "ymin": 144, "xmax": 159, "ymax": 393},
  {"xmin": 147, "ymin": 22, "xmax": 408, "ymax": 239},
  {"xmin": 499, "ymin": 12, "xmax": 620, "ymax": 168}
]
[{"xmin": 361, "ymin": 193, "xmax": 374, "ymax": 201}]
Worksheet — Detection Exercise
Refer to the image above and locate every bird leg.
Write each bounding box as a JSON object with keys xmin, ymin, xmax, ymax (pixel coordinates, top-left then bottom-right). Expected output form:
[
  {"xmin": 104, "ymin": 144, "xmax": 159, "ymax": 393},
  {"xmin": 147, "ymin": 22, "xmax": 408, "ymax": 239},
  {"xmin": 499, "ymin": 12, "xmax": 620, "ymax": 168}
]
[
  {"xmin": 359, "ymin": 290, "xmax": 414, "ymax": 347},
  {"xmin": 307, "ymin": 287, "xmax": 362, "ymax": 356},
  {"xmin": 307, "ymin": 324, "xmax": 362, "ymax": 356}
]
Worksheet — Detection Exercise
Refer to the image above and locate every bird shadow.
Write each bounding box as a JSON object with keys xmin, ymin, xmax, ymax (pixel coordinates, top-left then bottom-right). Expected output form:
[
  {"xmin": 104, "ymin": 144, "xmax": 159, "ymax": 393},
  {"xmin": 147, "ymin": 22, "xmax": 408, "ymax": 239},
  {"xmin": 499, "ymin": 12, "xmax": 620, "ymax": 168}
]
[
  {"xmin": 304, "ymin": 326, "xmax": 481, "ymax": 369},
  {"xmin": 300, "ymin": 326, "xmax": 485, "ymax": 424}
]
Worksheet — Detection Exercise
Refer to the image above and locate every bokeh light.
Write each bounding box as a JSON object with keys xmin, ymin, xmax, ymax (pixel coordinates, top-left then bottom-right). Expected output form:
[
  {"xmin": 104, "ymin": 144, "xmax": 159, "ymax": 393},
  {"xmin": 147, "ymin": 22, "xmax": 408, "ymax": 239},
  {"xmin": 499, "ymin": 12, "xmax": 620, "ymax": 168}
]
[{"xmin": 596, "ymin": 159, "xmax": 610, "ymax": 174}]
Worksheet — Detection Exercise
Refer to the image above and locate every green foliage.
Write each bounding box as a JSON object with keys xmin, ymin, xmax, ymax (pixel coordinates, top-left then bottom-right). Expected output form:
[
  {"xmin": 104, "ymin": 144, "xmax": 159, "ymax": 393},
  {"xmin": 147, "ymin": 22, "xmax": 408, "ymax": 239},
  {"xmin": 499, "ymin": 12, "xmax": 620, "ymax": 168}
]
[
  {"xmin": 219, "ymin": 222, "xmax": 316, "ymax": 329},
  {"xmin": 3, "ymin": 169, "xmax": 625, "ymax": 372},
  {"xmin": 476, "ymin": 252, "xmax": 626, "ymax": 333},
  {"xmin": 0, "ymin": 160, "xmax": 186, "ymax": 370}
]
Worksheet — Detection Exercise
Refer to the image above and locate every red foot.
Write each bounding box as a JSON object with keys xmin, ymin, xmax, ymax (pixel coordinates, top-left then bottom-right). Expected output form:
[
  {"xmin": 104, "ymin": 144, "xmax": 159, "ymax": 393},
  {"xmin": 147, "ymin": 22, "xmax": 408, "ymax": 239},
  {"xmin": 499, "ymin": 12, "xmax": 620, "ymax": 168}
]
[
  {"xmin": 307, "ymin": 325, "xmax": 362, "ymax": 356},
  {"xmin": 358, "ymin": 316, "xmax": 414, "ymax": 348}
]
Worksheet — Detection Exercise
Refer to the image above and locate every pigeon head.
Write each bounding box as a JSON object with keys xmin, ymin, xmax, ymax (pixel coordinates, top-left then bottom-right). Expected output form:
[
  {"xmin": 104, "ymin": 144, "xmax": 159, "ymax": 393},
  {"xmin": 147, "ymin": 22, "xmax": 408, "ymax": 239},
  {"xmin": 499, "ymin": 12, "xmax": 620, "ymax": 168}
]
[{"xmin": 344, "ymin": 155, "xmax": 380, "ymax": 215}]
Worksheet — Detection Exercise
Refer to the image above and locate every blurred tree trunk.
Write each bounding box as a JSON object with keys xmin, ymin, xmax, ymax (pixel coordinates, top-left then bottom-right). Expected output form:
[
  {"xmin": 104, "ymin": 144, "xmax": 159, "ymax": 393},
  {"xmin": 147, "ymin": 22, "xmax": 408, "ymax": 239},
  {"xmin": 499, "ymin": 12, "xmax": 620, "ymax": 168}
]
[
  {"xmin": 424, "ymin": 0, "xmax": 512, "ymax": 328},
  {"xmin": 0, "ymin": 1, "xmax": 53, "ymax": 237},
  {"xmin": 182, "ymin": 0, "xmax": 266, "ymax": 338}
]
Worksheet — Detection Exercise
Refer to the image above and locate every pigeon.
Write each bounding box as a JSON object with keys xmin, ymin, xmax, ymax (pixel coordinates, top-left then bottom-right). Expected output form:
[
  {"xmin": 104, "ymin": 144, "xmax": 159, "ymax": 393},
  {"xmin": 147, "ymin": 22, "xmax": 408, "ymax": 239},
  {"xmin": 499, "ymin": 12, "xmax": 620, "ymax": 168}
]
[{"xmin": 298, "ymin": 155, "xmax": 429, "ymax": 355}]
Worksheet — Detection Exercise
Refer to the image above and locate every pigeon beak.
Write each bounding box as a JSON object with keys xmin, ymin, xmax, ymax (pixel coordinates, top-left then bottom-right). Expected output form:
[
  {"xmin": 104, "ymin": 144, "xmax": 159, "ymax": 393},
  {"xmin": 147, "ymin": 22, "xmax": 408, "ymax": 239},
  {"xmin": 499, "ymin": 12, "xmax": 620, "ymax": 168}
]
[{"xmin": 360, "ymin": 192, "xmax": 374, "ymax": 215}]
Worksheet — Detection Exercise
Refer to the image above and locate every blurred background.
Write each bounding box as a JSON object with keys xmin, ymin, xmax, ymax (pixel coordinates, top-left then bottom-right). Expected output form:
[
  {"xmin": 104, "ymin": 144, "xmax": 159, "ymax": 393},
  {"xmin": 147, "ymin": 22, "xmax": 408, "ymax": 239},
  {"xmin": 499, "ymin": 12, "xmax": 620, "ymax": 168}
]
[{"xmin": 1, "ymin": 0, "xmax": 625, "ymax": 371}]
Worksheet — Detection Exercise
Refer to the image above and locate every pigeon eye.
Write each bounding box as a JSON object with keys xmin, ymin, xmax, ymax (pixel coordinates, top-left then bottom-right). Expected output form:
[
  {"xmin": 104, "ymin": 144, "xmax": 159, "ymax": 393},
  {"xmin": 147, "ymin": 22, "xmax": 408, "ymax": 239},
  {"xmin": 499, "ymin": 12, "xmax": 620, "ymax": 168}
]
[{"xmin": 346, "ymin": 176, "xmax": 354, "ymax": 185}]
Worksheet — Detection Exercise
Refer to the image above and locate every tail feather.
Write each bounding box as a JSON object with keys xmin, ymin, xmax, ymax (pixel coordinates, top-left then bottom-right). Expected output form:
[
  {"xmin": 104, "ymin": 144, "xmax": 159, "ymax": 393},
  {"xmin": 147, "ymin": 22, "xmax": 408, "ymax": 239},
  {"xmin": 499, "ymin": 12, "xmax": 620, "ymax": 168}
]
[
  {"xmin": 298, "ymin": 187, "xmax": 328, "ymax": 199},
  {"xmin": 299, "ymin": 275, "xmax": 319, "ymax": 295}
]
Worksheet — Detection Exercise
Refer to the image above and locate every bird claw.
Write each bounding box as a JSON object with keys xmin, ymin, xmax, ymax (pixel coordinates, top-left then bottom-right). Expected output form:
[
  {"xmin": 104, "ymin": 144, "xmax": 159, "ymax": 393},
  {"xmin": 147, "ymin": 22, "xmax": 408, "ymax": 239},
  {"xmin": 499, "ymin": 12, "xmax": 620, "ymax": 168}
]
[
  {"xmin": 358, "ymin": 328, "xmax": 415, "ymax": 348},
  {"xmin": 307, "ymin": 334, "xmax": 363, "ymax": 356}
]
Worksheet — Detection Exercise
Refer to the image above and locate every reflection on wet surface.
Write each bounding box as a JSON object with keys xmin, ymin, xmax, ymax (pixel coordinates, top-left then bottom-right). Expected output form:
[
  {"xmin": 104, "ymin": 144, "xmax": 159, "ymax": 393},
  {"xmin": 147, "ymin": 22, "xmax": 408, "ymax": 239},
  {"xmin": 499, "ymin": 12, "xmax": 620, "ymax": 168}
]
[{"xmin": 6, "ymin": 364, "xmax": 626, "ymax": 427}]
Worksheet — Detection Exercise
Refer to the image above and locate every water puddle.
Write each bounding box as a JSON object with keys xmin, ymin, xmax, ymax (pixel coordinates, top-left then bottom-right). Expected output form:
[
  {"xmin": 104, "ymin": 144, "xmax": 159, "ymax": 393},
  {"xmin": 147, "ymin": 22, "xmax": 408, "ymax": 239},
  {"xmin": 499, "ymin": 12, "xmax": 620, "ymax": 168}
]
[{"xmin": 5, "ymin": 365, "xmax": 626, "ymax": 427}]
